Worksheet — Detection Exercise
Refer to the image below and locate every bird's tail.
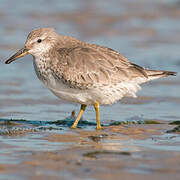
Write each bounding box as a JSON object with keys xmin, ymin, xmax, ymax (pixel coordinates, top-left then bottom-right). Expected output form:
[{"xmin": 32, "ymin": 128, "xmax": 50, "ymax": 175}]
[
  {"xmin": 130, "ymin": 63, "xmax": 177, "ymax": 84},
  {"xmin": 124, "ymin": 66, "xmax": 176, "ymax": 98},
  {"xmin": 146, "ymin": 69, "xmax": 177, "ymax": 81}
]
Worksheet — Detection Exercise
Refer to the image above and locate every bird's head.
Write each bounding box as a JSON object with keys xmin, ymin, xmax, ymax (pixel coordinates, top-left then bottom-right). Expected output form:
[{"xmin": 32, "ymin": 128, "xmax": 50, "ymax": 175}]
[{"xmin": 5, "ymin": 28, "xmax": 58, "ymax": 64}]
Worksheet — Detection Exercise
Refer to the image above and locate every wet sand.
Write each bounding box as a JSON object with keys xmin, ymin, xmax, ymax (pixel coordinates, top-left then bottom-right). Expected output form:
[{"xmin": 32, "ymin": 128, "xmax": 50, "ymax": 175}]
[{"xmin": 0, "ymin": 120, "xmax": 180, "ymax": 180}]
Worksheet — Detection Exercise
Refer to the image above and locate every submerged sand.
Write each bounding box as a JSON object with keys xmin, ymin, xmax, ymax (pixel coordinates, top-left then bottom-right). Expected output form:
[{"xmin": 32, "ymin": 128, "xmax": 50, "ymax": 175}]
[{"xmin": 0, "ymin": 121, "xmax": 180, "ymax": 180}]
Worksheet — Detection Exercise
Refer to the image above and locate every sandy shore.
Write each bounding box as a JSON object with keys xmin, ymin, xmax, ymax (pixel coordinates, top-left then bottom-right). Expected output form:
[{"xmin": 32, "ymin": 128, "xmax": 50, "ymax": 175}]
[{"xmin": 0, "ymin": 122, "xmax": 180, "ymax": 180}]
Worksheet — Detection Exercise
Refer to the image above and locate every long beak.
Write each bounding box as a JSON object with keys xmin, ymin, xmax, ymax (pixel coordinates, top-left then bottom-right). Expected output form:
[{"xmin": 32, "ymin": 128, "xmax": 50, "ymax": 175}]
[{"xmin": 5, "ymin": 47, "xmax": 29, "ymax": 64}]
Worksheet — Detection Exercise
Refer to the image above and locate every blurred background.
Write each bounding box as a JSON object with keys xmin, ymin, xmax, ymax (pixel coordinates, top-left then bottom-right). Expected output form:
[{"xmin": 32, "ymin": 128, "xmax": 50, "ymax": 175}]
[
  {"xmin": 0, "ymin": 0, "xmax": 179, "ymax": 123},
  {"xmin": 0, "ymin": 1, "xmax": 180, "ymax": 179}
]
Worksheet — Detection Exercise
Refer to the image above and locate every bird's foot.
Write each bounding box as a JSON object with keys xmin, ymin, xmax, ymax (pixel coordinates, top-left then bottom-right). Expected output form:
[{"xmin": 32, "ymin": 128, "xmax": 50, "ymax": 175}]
[
  {"xmin": 96, "ymin": 125, "xmax": 103, "ymax": 130},
  {"xmin": 71, "ymin": 125, "xmax": 77, "ymax": 129}
]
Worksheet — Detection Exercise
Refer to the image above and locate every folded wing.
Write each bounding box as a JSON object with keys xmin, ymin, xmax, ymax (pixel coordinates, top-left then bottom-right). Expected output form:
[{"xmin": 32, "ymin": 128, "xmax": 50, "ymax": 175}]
[{"xmin": 50, "ymin": 45, "xmax": 150, "ymax": 89}]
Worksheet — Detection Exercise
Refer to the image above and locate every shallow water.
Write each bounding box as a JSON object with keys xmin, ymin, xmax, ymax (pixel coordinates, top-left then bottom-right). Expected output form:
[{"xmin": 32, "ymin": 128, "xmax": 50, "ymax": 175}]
[{"xmin": 0, "ymin": 0, "xmax": 180, "ymax": 179}]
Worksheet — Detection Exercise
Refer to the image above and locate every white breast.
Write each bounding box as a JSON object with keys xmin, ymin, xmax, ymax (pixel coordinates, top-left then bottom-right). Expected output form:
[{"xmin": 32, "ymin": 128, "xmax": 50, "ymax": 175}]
[{"xmin": 33, "ymin": 58, "xmax": 96, "ymax": 104}]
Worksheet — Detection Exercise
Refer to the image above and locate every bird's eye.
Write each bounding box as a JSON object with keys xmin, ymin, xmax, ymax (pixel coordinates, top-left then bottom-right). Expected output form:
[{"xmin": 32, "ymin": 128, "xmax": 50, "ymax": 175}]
[{"xmin": 37, "ymin": 39, "xmax": 42, "ymax": 43}]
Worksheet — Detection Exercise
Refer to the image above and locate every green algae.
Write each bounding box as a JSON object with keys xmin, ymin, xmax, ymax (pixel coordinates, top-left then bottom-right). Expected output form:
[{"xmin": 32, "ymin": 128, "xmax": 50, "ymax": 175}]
[
  {"xmin": 166, "ymin": 125, "xmax": 180, "ymax": 133},
  {"xmin": 0, "ymin": 127, "xmax": 39, "ymax": 136},
  {"xmin": 109, "ymin": 120, "xmax": 162, "ymax": 126},
  {"xmin": 83, "ymin": 150, "xmax": 131, "ymax": 158},
  {"xmin": 169, "ymin": 121, "xmax": 180, "ymax": 125},
  {"xmin": 144, "ymin": 120, "xmax": 162, "ymax": 124},
  {"xmin": 53, "ymin": 119, "xmax": 97, "ymax": 127}
]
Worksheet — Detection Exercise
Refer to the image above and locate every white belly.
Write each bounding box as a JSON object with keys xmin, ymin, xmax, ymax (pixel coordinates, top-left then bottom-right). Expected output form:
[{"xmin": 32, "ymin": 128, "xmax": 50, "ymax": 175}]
[
  {"xmin": 41, "ymin": 72, "xmax": 141, "ymax": 105},
  {"xmin": 47, "ymin": 77, "xmax": 96, "ymax": 105}
]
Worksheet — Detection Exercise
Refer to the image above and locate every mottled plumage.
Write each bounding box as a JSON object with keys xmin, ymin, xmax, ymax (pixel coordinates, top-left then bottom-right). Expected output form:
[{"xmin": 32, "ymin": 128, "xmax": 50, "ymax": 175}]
[{"xmin": 5, "ymin": 28, "xmax": 176, "ymax": 129}]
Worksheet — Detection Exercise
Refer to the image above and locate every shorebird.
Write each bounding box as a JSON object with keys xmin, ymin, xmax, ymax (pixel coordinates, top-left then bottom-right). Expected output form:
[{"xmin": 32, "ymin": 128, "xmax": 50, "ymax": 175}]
[{"xmin": 5, "ymin": 28, "xmax": 176, "ymax": 130}]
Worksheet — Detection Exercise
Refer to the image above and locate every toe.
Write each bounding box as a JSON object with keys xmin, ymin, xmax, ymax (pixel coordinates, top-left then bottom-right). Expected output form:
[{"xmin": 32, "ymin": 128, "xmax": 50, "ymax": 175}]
[
  {"xmin": 96, "ymin": 126, "xmax": 103, "ymax": 130},
  {"xmin": 71, "ymin": 125, "xmax": 77, "ymax": 129}
]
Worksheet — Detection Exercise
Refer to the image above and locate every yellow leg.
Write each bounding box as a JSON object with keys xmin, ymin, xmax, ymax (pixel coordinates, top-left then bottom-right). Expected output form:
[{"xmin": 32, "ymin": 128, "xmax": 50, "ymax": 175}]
[
  {"xmin": 71, "ymin": 104, "xmax": 87, "ymax": 129},
  {"xmin": 94, "ymin": 101, "xmax": 103, "ymax": 130}
]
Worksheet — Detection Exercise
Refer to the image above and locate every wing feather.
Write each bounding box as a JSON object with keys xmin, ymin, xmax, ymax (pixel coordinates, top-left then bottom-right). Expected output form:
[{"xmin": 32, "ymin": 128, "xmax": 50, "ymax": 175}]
[{"xmin": 50, "ymin": 45, "xmax": 147, "ymax": 89}]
